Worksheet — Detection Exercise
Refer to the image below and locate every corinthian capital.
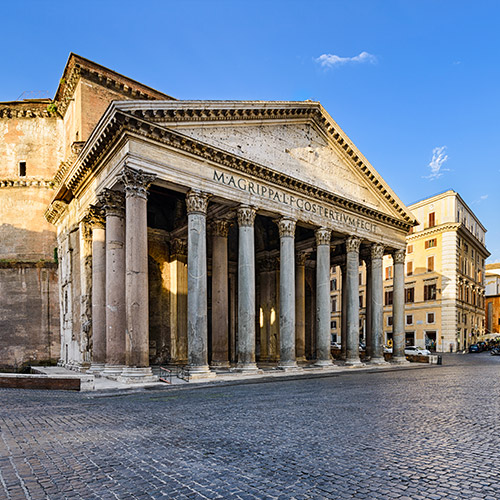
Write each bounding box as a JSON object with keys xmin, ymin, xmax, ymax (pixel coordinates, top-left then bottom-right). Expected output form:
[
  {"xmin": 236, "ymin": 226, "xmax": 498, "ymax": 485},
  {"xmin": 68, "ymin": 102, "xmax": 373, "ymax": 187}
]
[
  {"xmin": 84, "ymin": 205, "xmax": 106, "ymax": 229},
  {"xmin": 277, "ymin": 217, "xmax": 296, "ymax": 238},
  {"xmin": 315, "ymin": 228, "xmax": 331, "ymax": 246},
  {"xmin": 296, "ymin": 251, "xmax": 310, "ymax": 266},
  {"xmin": 186, "ymin": 190, "xmax": 211, "ymax": 215},
  {"xmin": 212, "ymin": 219, "xmax": 231, "ymax": 238},
  {"xmin": 98, "ymin": 189, "xmax": 125, "ymax": 218},
  {"xmin": 237, "ymin": 205, "xmax": 257, "ymax": 227},
  {"xmin": 392, "ymin": 248, "xmax": 406, "ymax": 264},
  {"xmin": 119, "ymin": 166, "xmax": 156, "ymax": 200},
  {"xmin": 371, "ymin": 243, "xmax": 385, "ymax": 260},
  {"xmin": 345, "ymin": 236, "xmax": 361, "ymax": 253}
]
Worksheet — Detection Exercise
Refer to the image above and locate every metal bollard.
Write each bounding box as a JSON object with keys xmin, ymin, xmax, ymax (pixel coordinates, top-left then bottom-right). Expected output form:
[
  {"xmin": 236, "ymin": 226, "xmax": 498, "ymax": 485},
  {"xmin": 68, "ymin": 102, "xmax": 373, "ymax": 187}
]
[{"xmin": 437, "ymin": 355, "xmax": 442, "ymax": 365}]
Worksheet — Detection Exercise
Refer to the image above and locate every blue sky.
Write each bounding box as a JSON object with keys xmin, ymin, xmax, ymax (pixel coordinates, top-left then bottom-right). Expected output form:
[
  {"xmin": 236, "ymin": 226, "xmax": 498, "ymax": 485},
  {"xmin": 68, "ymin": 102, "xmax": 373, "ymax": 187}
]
[{"xmin": 2, "ymin": 0, "xmax": 499, "ymax": 260}]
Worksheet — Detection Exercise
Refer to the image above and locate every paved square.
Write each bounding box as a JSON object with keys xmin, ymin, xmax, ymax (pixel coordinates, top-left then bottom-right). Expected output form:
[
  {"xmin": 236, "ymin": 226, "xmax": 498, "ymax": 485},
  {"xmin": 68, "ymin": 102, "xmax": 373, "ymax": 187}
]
[{"xmin": 1, "ymin": 354, "xmax": 499, "ymax": 499}]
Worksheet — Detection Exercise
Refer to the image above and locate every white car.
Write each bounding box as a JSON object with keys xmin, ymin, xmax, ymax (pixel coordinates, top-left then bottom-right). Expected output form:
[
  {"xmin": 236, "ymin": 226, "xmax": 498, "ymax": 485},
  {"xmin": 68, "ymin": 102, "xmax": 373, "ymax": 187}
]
[
  {"xmin": 404, "ymin": 346, "xmax": 431, "ymax": 356},
  {"xmin": 330, "ymin": 342, "xmax": 342, "ymax": 349}
]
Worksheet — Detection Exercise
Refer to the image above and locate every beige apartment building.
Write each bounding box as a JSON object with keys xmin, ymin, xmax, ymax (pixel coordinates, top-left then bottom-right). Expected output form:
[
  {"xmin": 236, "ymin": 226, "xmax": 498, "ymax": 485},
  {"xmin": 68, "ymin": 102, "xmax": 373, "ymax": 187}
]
[{"xmin": 330, "ymin": 190, "xmax": 488, "ymax": 353}]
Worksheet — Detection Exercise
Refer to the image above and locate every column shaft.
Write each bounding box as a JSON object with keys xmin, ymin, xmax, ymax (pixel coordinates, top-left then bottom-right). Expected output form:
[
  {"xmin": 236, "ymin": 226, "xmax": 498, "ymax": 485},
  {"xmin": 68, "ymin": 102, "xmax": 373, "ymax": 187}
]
[
  {"xmin": 100, "ymin": 190, "xmax": 126, "ymax": 376},
  {"xmin": 237, "ymin": 206, "xmax": 259, "ymax": 372},
  {"xmin": 186, "ymin": 191, "xmax": 213, "ymax": 377},
  {"xmin": 365, "ymin": 260, "xmax": 372, "ymax": 358},
  {"xmin": 295, "ymin": 253, "xmax": 308, "ymax": 362},
  {"xmin": 89, "ymin": 208, "xmax": 106, "ymax": 372},
  {"xmin": 392, "ymin": 249, "xmax": 407, "ymax": 363},
  {"xmin": 211, "ymin": 220, "xmax": 230, "ymax": 368},
  {"xmin": 315, "ymin": 228, "xmax": 333, "ymax": 367},
  {"xmin": 346, "ymin": 236, "xmax": 362, "ymax": 366},
  {"xmin": 278, "ymin": 218, "xmax": 298, "ymax": 370},
  {"xmin": 340, "ymin": 263, "xmax": 347, "ymax": 360},
  {"xmin": 370, "ymin": 244, "xmax": 386, "ymax": 363}
]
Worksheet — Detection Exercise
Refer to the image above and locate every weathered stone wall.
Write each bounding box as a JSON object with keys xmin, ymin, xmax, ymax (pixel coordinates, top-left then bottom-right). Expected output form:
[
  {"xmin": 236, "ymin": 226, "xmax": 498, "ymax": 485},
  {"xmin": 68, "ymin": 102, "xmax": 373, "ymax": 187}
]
[{"xmin": 0, "ymin": 263, "xmax": 59, "ymax": 370}]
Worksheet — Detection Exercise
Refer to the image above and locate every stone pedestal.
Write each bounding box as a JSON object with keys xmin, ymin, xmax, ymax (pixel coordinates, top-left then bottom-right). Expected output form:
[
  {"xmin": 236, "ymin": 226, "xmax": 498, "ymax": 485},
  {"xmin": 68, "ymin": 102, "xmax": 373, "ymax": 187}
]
[
  {"xmin": 87, "ymin": 206, "xmax": 106, "ymax": 374},
  {"xmin": 315, "ymin": 228, "xmax": 334, "ymax": 367},
  {"xmin": 392, "ymin": 249, "xmax": 408, "ymax": 364},
  {"xmin": 211, "ymin": 220, "xmax": 230, "ymax": 369},
  {"xmin": 99, "ymin": 189, "xmax": 126, "ymax": 378},
  {"xmin": 295, "ymin": 252, "xmax": 308, "ymax": 362},
  {"xmin": 345, "ymin": 236, "xmax": 363, "ymax": 367},
  {"xmin": 278, "ymin": 218, "xmax": 299, "ymax": 371},
  {"xmin": 236, "ymin": 206, "xmax": 261, "ymax": 373},
  {"xmin": 119, "ymin": 167, "xmax": 157, "ymax": 382},
  {"xmin": 370, "ymin": 244, "xmax": 387, "ymax": 365},
  {"xmin": 186, "ymin": 190, "xmax": 215, "ymax": 378}
]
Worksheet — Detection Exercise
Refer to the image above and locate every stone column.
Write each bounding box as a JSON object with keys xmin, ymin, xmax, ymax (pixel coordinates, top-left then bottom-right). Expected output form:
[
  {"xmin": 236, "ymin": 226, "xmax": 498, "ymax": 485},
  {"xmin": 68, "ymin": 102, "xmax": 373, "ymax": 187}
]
[
  {"xmin": 170, "ymin": 239, "xmax": 188, "ymax": 364},
  {"xmin": 211, "ymin": 219, "xmax": 231, "ymax": 368},
  {"xmin": 236, "ymin": 206, "xmax": 260, "ymax": 373},
  {"xmin": 295, "ymin": 251, "xmax": 308, "ymax": 362},
  {"xmin": 364, "ymin": 256, "xmax": 372, "ymax": 359},
  {"xmin": 345, "ymin": 236, "xmax": 362, "ymax": 366},
  {"xmin": 87, "ymin": 206, "xmax": 106, "ymax": 373},
  {"xmin": 277, "ymin": 218, "xmax": 299, "ymax": 370},
  {"xmin": 392, "ymin": 248, "xmax": 408, "ymax": 364},
  {"xmin": 118, "ymin": 167, "xmax": 157, "ymax": 383},
  {"xmin": 370, "ymin": 243, "xmax": 386, "ymax": 364},
  {"xmin": 99, "ymin": 189, "xmax": 126, "ymax": 378},
  {"xmin": 315, "ymin": 228, "xmax": 334, "ymax": 367},
  {"xmin": 340, "ymin": 262, "xmax": 347, "ymax": 360},
  {"xmin": 186, "ymin": 190, "xmax": 215, "ymax": 378}
]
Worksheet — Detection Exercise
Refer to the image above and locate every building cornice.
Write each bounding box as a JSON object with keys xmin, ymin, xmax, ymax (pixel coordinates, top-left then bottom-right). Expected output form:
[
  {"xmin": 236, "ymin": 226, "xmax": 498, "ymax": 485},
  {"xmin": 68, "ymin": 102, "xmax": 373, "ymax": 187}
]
[
  {"xmin": 49, "ymin": 108, "xmax": 414, "ymax": 232},
  {"xmin": 0, "ymin": 101, "xmax": 58, "ymax": 119},
  {"xmin": 406, "ymin": 223, "xmax": 460, "ymax": 241}
]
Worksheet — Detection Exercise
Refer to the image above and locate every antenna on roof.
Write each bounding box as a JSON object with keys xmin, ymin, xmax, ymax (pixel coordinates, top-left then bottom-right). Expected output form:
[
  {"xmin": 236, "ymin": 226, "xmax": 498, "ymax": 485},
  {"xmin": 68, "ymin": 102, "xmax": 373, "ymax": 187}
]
[{"xmin": 16, "ymin": 90, "xmax": 51, "ymax": 101}]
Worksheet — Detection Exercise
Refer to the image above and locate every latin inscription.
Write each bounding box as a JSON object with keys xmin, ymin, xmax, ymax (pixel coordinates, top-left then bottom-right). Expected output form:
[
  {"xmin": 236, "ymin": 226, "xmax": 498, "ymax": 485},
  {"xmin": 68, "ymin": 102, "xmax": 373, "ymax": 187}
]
[{"xmin": 213, "ymin": 170, "xmax": 377, "ymax": 233}]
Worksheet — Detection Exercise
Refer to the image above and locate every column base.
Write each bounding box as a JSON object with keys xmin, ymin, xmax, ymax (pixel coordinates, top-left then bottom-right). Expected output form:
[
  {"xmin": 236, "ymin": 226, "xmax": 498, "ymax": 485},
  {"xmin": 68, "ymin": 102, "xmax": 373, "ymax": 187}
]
[
  {"xmin": 314, "ymin": 359, "xmax": 334, "ymax": 368},
  {"xmin": 87, "ymin": 362, "xmax": 105, "ymax": 375},
  {"xmin": 369, "ymin": 357, "xmax": 389, "ymax": 365},
  {"xmin": 210, "ymin": 361, "xmax": 231, "ymax": 370},
  {"xmin": 102, "ymin": 364, "xmax": 126, "ymax": 379},
  {"xmin": 277, "ymin": 361, "xmax": 301, "ymax": 372},
  {"xmin": 391, "ymin": 356, "xmax": 409, "ymax": 365},
  {"xmin": 344, "ymin": 358, "xmax": 364, "ymax": 367},
  {"xmin": 187, "ymin": 365, "xmax": 216, "ymax": 380},
  {"xmin": 234, "ymin": 363, "xmax": 262, "ymax": 374},
  {"xmin": 117, "ymin": 367, "xmax": 158, "ymax": 384}
]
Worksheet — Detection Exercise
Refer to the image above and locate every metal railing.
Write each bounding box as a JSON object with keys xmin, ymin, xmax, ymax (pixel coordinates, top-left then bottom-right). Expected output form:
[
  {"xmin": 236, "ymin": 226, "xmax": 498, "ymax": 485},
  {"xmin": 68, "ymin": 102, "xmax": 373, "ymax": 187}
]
[
  {"xmin": 158, "ymin": 366, "xmax": 190, "ymax": 383},
  {"xmin": 159, "ymin": 366, "xmax": 172, "ymax": 384}
]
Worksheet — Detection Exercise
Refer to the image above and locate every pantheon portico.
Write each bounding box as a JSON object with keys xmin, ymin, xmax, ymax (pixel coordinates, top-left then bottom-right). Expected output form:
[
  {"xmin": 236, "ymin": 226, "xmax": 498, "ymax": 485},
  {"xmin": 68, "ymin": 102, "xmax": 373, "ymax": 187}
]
[{"xmin": 46, "ymin": 100, "xmax": 416, "ymax": 381}]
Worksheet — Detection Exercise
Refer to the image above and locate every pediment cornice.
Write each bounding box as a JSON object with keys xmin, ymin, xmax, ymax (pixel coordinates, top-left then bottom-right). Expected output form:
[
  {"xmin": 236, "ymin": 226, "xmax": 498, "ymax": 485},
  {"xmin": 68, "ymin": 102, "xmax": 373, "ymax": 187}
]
[{"xmin": 51, "ymin": 107, "xmax": 414, "ymax": 232}]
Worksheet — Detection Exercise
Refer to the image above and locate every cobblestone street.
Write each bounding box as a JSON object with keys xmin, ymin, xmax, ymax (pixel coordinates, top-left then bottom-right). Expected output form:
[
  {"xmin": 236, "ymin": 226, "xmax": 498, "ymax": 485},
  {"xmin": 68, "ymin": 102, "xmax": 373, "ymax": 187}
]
[{"xmin": 1, "ymin": 353, "xmax": 499, "ymax": 499}]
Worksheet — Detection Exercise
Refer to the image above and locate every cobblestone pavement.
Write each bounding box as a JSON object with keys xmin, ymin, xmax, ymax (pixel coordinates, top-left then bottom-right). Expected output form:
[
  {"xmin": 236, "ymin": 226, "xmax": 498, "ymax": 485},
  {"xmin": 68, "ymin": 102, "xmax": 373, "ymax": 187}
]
[{"xmin": 1, "ymin": 353, "xmax": 500, "ymax": 499}]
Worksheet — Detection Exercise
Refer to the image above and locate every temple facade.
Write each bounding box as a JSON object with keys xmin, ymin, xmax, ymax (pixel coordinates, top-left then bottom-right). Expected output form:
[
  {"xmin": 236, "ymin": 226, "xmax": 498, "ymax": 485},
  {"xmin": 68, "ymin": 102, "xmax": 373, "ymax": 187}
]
[
  {"xmin": 1, "ymin": 53, "xmax": 417, "ymax": 377},
  {"xmin": 46, "ymin": 95, "xmax": 416, "ymax": 381}
]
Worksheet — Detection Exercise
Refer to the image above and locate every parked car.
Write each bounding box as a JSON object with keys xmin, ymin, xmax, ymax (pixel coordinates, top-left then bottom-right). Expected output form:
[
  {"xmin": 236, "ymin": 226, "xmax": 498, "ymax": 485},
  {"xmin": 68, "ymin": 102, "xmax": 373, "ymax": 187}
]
[
  {"xmin": 383, "ymin": 345, "xmax": 393, "ymax": 354},
  {"xmin": 330, "ymin": 342, "xmax": 341, "ymax": 349},
  {"xmin": 404, "ymin": 346, "xmax": 431, "ymax": 356},
  {"xmin": 469, "ymin": 344, "xmax": 480, "ymax": 353}
]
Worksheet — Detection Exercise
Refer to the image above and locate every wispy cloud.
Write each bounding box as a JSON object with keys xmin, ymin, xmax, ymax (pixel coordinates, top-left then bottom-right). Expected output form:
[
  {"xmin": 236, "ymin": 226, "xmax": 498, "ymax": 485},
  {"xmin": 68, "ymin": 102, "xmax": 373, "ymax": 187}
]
[
  {"xmin": 315, "ymin": 51, "xmax": 377, "ymax": 68},
  {"xmin": 423, "ymin": 146, "xmax": 450, "ymax": 180},
  {"xmin": 471, "ymin": 194, "xmax": 489, "ymax": 205}
]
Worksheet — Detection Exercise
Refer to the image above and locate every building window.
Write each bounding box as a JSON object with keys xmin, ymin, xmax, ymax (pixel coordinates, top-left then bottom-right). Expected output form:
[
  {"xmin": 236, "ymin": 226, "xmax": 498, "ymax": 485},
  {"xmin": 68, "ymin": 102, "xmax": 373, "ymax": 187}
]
[
  {"xmin": 427, "ymin": 256, "xmax": 434, "ymax": 272},
  {"xmin": 406, "ymin": 314, "xmax": 413, "ymax": 325},
  {"xmin": 407, "ymin": 244, "xmax": 413, "ymax": 254},
  {"xmin": 425, "ymin": 238, "xmax": 437, "ymax": 249},
  {"xmin": 385, "ymin": 266, "xmax": 393, "ymax": 280},
  {"xmin": 330, "ymin": 278, "xmax": 337, "ymax": 291},
  {"xmin": 359, "ymin": 273, "xmax": 362, "ymax": 286},
  {"xmin": 427, "ymin": 312, "xmax": 435, "ymax": 324},
  {"xmin": 359, "ymin": 295, "xmax": 363, "ymax": 308},
  {"xmin": 387, "ymin": 316, "xmax": 393, "ymax": 327},
  {"xmin": 331, "ymin": 297, "xmax": 337, "ymax": 312},
  {"xmin": 19, "ymin": 161, "xmax": 26, "ymax": 177},
  {"xmin": 405, "ymin": 287, "xmax": 415, "ymax": 303},
  {"xmin": 424, "ymin": 284, "xmax": 437, "ymax": 301},
  {"xmin": 331, "ymin": 320, "xmax": 337, "ymax": 330},
  {"xmin": 405, "ymin": 332, "xmax": 415, "ymax": 346},
  {"xmin": 385, "ymin": 290, "xmax": 393, "ymax": 305},
  {"xmin": 406, "ymin": 261, "xmax": 413, "ymax": 276},
  {"xmin": 428, "ymin": 212, "xmax": 436, "ymax": 228}
]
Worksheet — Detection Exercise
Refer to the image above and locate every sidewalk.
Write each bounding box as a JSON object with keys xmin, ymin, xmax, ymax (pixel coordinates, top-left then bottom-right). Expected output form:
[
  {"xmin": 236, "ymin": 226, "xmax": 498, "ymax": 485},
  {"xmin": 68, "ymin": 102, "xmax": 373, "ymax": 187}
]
[{"xmin": 32, "ymin": 360, "xmax": 437, "ymax": 394}]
